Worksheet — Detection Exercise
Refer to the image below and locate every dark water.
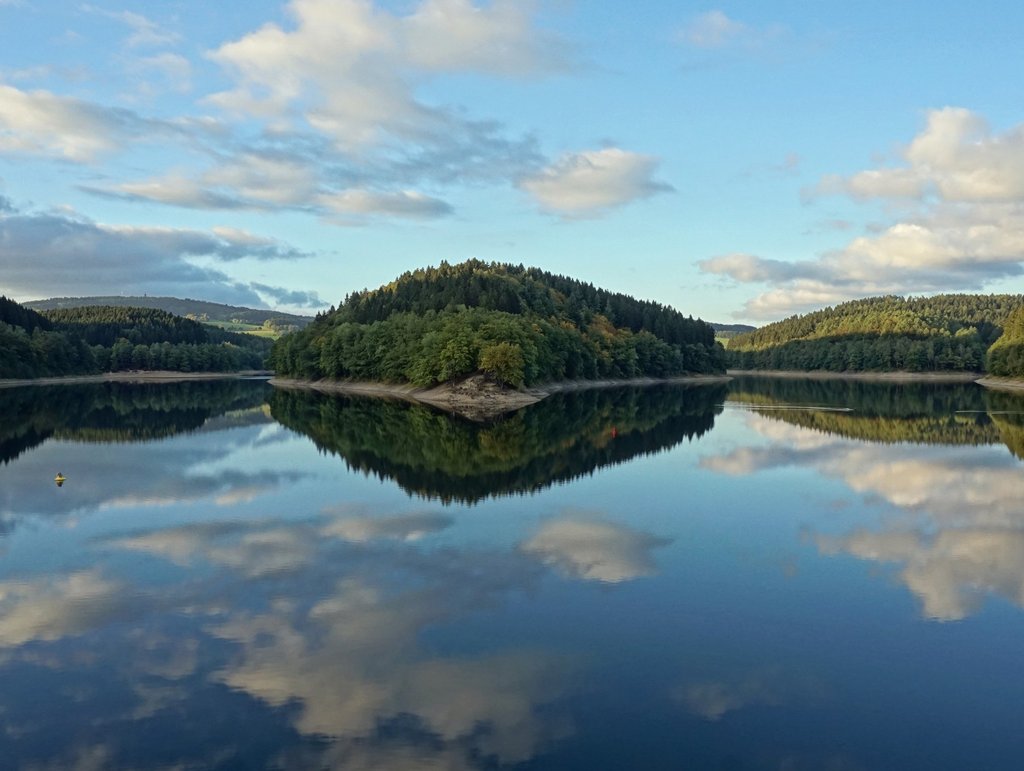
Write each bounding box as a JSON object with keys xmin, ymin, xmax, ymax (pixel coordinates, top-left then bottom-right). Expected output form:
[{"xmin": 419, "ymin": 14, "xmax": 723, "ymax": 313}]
[{"xmin": 2, "ymin": 376, "xmax": 1024, "ymax": 770}]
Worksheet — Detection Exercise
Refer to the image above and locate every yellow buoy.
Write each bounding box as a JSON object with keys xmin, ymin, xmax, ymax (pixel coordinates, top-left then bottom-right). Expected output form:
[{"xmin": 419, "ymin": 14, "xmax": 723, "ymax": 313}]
[{"xmin": 54, "ymin": 473, "xmax": 66, "ymax": 487}]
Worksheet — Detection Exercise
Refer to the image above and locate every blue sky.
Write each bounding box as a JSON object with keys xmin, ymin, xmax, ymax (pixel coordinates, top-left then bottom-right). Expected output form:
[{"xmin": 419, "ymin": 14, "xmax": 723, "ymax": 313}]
[{"xmin": 1, "ymin": 0, "xmax": 1023, "ymax": 323}]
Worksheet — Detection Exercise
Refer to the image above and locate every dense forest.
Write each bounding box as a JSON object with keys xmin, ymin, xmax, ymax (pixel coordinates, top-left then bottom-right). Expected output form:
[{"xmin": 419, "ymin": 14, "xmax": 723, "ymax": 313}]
[
  {"xmin": 727, "ymin": 294, "xmax": 1024, "ymax": 374},
  {"xmin": 271, "ymin": 260, "xmax": 725, "ymax": 386},
  {"xmin": 271, "ymin": 383, "xmax": 725, "ymax": 503},
  {"xmin": 0, "ymin": 297, "xmax": 271, "ymax": 378},
  {"xmin": 26, "ymin": 295, "xmax": 312, "ymax": 329}
]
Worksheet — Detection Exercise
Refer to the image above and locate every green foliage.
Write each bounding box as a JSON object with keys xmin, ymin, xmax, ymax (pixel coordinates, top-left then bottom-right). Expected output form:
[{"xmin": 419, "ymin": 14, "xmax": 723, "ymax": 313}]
[
  {"xmin": 727, "ymin": 293, "xmax": 1024, "ymax": 373},
  {"xmin": 986, "ymin": 306, "xmax": 1024, "ymax": 376},
  {"xmin": 479, "ymin": 342, "xmax": 525, "ymax": 387},
  {"xmin": 0, "ymin": 297, "xmax": 271, "ymax": 378},
  {"xmin": 271, "ymin": 260, "xmax": 724, "ymax": 385}
]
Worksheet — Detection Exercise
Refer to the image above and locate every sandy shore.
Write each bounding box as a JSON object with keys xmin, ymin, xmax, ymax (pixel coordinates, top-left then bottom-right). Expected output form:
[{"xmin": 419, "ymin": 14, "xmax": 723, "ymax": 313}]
[
  {"xmin": 727, "ymin": 369, "xmax": 981, "ymax": 383},
  {"xmin": 0, "ymin": 371, "xmax": 272, "ymax": 389},
  {"xmin": 271, "ymin": 373, "xmax": 733, "ymax": 421}
]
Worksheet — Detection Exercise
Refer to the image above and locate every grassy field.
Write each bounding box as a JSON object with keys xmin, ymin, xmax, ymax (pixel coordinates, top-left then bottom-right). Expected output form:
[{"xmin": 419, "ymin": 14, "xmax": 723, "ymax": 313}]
[{"xmin": 205, "ymin": 321, "xmax": 281, "ymax": 339}]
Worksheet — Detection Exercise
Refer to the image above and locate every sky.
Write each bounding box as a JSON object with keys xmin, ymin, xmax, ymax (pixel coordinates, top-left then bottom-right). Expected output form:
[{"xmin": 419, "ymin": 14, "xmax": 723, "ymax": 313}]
[{"xmin": 1, "ymin": 0, "xmax": 1024, "ymax": 323}]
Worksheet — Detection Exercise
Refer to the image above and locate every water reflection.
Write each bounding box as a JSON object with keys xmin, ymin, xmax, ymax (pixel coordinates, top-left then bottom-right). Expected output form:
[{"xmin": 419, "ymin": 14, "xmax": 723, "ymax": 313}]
[
  {"xmin": 270, "ymin": 383, "xmax": 726, "ymax": 504},
  {"xmin": 0, "ymin": 502, "xmax": 598, "ymax": 769},
  {"xmin": 521, "ymin": 518, "xmax": 671, "ymax": 583},
  {"xmin": 0, "ymin": 379, "xmax": 271, "ymax": 465},
  {"xmin": 0, "ymin": 380, "xmax": 292, "ymax": 536},
  {"xmin": 711, "ymin": 377, "xmax": 1024, "ymax": 620},
  {"xmin": 6, "ymin": 378, "xmax": 1024, "ymax": 767}
]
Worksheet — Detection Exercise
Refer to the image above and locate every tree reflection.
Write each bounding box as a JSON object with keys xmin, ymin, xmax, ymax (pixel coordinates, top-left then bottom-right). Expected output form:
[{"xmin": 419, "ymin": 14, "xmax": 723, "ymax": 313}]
[
  {"xmin": 269, "ymin": 383, "xmax": 726, "ymax": 504},
  {"xmin": 0, "ymin": 379, "xmax": 271, "ymax": 465}
]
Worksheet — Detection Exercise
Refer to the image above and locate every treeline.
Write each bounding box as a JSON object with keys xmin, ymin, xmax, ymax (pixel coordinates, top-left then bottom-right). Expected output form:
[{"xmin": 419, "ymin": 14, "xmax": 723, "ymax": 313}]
[
  {"xmin": 0, "ymin": 297, "xmax": 271, "ymax": 378},
  {"xmin": 728, "ymin": 294, "xmax": 1024, "ymax": 373},
  {"xmin": 272, "ymin": 260, "xmax": 724, "ymax": 386},
  {"xmin": 45, "ymin": 305, "xmax": 210, "ymax": 346}
]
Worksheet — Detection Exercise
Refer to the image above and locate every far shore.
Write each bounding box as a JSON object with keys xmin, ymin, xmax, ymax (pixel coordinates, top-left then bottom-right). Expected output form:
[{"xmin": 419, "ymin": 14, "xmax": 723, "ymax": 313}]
[
  {"xmin": 0, "ymin": 370, "xmax": 272, "ymax": 389},
  {"xmin": 270, "ymin": 374, "xmax": 733, "ymax": 420}
]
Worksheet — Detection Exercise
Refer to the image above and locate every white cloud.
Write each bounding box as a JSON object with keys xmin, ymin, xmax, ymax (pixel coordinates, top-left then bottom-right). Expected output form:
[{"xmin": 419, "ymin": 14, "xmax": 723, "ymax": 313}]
[
  {"xmin": 207, "ymin": 0, "xmax": 566, "ymax": 150},
  {"xmin": 0, "ymin": 571, "xmax": 131, "ymax": 647},
  {"xmin": 705, "ymin": 411, "xmax": 1024, "ymax": 620},
  {"xmin": 673, "ymin": 669, "xmax": 824, "ymax": 721},
  {"xmin": 211, "ymin": 577, "xmax": 573, "ymax": 760},
  {"xmin": 521, "ymin": 518, "xmax": 670, "ymax": 583},
  {"xmin": 815, "ymin": 108, "xmax": 1024, "ymax": 203},
  {"xmin": 679, "ymin": 10, "xmax": 785, "ymax": 50},
  {"xmin": 134, "ymin": 52, "xmax": 193, "ymax": 94},
  {"xmin": 519, "ymin": 148, "xmax": 672, "ymax": 217},
  {"xmin": 702, "ymin": 108, "xmax": 1024, "ymax": 319},
  {"xmin": 0, "ymin": 203, "xmax": 313, "ymax": 304},
  {"xmin": 401, "ymin": 0, "xmax": 568, "ymax": 75},
  {"xmin": 82, "ymin": 6, "xmax": 181, "ymax": 48},
  {"xmin": 0, "ymin": 84, "xmax": 167, "ymax": 162},
  {"xmin": 680, "ymin": 10, "xmax": 748, "ymax": 48},
  {"xmin": 323, "ymin": 512, "xmax": 453, "ymax": 542},
  {"xmin": 318, "ymin": 188, "xmax": 453, "ymax": 220},
  {"xmin": 819, "ymin": 528, "xmax": 1024, "ymax": 621}
]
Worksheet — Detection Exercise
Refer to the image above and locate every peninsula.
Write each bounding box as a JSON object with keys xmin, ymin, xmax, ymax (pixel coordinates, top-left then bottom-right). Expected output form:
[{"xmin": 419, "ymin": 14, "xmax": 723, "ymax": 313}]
[{"xmin": 269, "ymin": 260, "xmax": 727, "ymax": 417}]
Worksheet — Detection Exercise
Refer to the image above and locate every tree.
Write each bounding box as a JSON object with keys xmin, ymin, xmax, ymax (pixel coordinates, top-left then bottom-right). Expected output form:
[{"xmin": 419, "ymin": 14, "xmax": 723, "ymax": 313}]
[{"xmin": 479, "ymin": 342, "xmax": 525, "ymax": 387}]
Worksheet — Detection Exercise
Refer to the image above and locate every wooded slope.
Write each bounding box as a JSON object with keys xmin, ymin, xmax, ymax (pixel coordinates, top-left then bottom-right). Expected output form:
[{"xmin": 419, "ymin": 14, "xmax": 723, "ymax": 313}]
[
  {"xmin": 727, "ymin": 294, "xmax": 1024, "ymax": 373},
  {"xmin": 271, "ymin": 260, "xmax": 725, "ymax": 386}
]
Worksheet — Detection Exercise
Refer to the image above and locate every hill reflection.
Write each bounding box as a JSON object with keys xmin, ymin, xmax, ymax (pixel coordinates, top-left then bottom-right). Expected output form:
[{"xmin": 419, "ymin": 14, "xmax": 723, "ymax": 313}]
[
  {"xmin": 727, "ymin": 376, "xmax": 1024, "ymax": 455},
  {"xmin": 0, "ymin": 379, "xmax": 271, "ymax": 465},
  {"xmin": 270, "ymin": 383, "xmax": 726, "ymax": 503}
]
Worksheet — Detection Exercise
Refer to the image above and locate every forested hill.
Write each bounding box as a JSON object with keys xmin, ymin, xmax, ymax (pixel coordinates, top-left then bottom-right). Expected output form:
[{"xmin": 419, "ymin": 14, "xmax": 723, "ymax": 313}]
[
  {"xmin": 272, "ymin": 260, "xmax": 725, "ymax": 386},
  {"xmin": 727, "ymin": 294, "xmax": 1024, "ymax": 374},
  {"xmin": 0, "ymin": 296, "xmax": 271, "ymax": 378},
  {"xmin": 25, "ymin": 295, "xmax": 312, "ymax": 329}
]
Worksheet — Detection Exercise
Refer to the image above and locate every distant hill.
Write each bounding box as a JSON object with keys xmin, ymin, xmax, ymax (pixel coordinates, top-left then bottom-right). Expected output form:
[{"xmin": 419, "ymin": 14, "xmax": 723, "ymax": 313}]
[
  {"xmin": 272, "ymin": 259, "xmax": 725, "ymax": 386},
  {"xmin": 25, "ymin": 295, "xmax": 312, "ymax": 329},
  {"xmin": 0, "ymin": 295, "xmax": 271, "ymax": 378},
  {"xmin": 710, "ymin": 323, "xmax": 756, "ymax": 334},
  {"xmin": 727, "ymin": 293, "xmax": 1024, "ymax": 373}
]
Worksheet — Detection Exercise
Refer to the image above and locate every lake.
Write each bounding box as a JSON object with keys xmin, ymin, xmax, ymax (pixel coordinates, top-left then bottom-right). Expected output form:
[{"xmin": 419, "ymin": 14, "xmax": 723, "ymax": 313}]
[{"xmin": 1, "ymin": 376, "xmax": 1023, "ymax": 770}]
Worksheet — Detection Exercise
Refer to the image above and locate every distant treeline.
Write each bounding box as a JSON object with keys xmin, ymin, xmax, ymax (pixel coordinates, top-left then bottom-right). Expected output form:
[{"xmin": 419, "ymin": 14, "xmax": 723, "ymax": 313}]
[
  {"xmin": 0, "ymin": 297, "xmax": 271, "ymax": 379},
  {"xmin": 727, "ymin": 294, "xmax": 1024, "ymax": 375},
  {"xmin": 271, "ymin": 260, "xmax": 725, "ymax": 386}
]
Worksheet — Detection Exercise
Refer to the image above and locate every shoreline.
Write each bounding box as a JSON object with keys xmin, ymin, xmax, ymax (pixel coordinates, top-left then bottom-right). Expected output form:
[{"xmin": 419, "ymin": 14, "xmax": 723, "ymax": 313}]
[
  {"xmin": 0, "ymin": 370, "xmax": 272, "ymax": 389},
  {"xmin": 727, "ymin": 369, "xmax": 981, "ymax": 383},
  {"xmin": 974, "ymin": 376, "xmax": 1024, "ymax": 392},
  {"xmin": 270, "ymin": 374, "xmax": 733, "ymax": 421}
]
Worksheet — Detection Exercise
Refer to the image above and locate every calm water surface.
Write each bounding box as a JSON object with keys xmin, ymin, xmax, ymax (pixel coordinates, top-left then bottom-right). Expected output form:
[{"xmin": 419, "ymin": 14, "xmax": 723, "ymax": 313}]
[{"xmin": 2, "ymin": 377, "xmax": 1024, "ymax": 770}]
